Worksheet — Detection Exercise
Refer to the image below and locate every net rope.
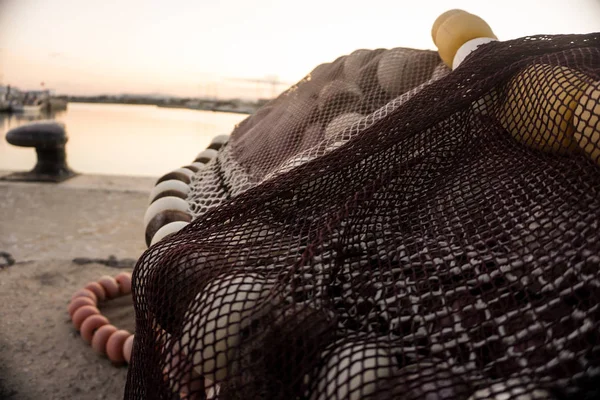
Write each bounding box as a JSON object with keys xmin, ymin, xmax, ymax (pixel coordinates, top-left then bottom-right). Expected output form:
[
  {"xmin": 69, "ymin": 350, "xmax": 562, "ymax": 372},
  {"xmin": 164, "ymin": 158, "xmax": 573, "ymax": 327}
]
[{"xmin": 127, "ymin": 33, "xmax": 600, "ymax": 400}]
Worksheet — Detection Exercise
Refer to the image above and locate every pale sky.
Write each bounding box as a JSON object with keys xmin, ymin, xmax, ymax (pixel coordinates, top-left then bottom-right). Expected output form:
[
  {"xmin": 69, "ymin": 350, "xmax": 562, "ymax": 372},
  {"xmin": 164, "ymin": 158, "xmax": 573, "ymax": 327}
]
[{"xmin": 1, "ymin": 0, "xmax": 599, "ymax": 99}]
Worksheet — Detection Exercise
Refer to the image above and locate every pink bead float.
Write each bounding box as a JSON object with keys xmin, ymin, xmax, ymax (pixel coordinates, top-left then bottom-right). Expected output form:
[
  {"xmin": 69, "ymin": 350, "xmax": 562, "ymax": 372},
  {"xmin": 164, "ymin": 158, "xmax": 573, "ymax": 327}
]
[
  {"xmin": 69, "ymin": 272, "xmax": 213, "ymax": 398},
  {"xmin": 68, "ymin": 272, "xmax": 135, "ymax": 365}
]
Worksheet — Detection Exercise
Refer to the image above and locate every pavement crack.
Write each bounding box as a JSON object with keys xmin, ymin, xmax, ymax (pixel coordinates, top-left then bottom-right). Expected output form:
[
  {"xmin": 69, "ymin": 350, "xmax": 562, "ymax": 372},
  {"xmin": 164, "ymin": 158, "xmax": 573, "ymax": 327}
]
[
  {"xmin": 72, "ymin": 255, "xmax": 136, "ymax": 268},
  {"xmin": 0, "ymin": 251, "xmax": 16, "ymax": 268}
]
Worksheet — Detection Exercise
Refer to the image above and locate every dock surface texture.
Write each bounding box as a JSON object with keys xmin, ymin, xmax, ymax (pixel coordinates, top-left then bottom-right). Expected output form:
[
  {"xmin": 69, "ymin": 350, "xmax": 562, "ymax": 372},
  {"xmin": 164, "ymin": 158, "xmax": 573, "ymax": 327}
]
[{"xmin": 0, "ymin": 173, "xmax": 154, "ymax": 399}]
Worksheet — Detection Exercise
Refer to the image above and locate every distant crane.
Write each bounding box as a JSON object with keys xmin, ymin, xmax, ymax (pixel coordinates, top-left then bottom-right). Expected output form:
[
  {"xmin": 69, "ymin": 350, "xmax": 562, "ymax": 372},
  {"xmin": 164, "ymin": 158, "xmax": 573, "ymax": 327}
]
[{"xmin": 227, "ymin": 75, "xmax": 293, "ymax": 99}]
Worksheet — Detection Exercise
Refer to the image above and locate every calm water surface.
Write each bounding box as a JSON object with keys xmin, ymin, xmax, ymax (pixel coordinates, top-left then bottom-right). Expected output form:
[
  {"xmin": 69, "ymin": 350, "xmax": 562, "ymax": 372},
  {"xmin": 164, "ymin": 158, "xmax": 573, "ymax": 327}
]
[{"xmin": 0, "ymin": 103, "xmax": 247, "ymax": 177}]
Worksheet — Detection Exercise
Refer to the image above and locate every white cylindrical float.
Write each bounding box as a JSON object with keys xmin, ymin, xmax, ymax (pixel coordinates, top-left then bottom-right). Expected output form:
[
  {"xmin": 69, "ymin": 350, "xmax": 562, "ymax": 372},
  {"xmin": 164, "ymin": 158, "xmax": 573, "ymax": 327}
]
[
  {"xmin": 150, "ymin": 221, "xmax": 190, "ymax": 246},
  {"xmin": 195, "ymin": 148, "xmax": 219, "ymax": 163},
  {"xmin": 344, "ymin": 49, "xmax": 376, "ymax": 83},
  {"xmin": 324, "ymin": 112, "xmax": 364, "ymax": 140},
  {"xmin": 144, "ymin": 196, "xmax": 190, "ymax": 229},
  {"xmin": 310, "ymin": 339, "xmax": 393, "ymax": 400},
  {"xmin": 148, "ymin": 179, "xmax": 190, "ymax": 204},
  {"xmin": 156, "ymin": 167, "xmax": 195, "ymax": 185}
]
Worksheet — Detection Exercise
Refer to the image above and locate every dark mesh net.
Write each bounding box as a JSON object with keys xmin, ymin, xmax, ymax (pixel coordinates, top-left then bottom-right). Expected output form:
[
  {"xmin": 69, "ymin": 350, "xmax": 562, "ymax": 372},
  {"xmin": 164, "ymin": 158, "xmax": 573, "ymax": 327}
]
[{"xmin": 126, "ymin": 33, "xmax": 600, "ymax": 400}]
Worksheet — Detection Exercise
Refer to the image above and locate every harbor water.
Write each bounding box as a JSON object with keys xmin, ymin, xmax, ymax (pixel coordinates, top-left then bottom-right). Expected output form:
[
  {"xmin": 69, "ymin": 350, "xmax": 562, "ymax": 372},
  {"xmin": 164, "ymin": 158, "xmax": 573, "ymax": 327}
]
[{"xmin": 0, "ymin": 103, "xmax": 248, "ymax": 177}]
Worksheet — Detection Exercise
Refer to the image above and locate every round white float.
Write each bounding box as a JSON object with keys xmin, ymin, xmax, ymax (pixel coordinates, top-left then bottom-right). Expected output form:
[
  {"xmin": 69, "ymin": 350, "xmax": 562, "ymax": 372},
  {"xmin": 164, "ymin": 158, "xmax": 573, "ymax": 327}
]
[
  {"xmin": 324, "ymin": 112, "xmax": 364, "ymax": 139},
  {"xmin": 195, "ymin": 148, "xmax": 219, "ymax": 163},
  {"xmin": 190, "ymin": 162, "xmax": 207, "ymax": 171},
  {"xmin": 148, "ymin": 180, "xmax": 190, "ymax": 204},
  {"xmin": 150, "ymin": 221, "xmax": 190, "ymax": 246},
  {"xmin": 171, "ymin": 168, "xmax": 194, "ymax": 179},
  {"xmin": 156, "ymin": 167, "xmax": 196, "ymax": 185},
  {"xmin": 317, "ymin": 80, "xmax": 362, "ymax": 114},
  {"xmin": 145, "ymin": 209, "xmax": 192, "ymax": 246},
  {"xmin": 211, "ymin": 135, "xmax": 230, "ymax": 145},
  {"xmin": 309, "ymin": 63, "xmax": 332, "ymax": 83},
  {"xmin": 311, "ymin": 340, "xmax": 393, "ymax": 400},
  {"xmin": 376, "ymin": 48, "xmax": 423, "ymax": 96},
  {"xmin": 344, "ymin": 49, "xmax": 374, "ymax": 83},
  {"xmin": 143, "ymin": 196, "xmax": 190, "ymax": 229},
  {"xmin": 156, "ymin": 167, "xmax": 195, "ymax": 184},
  {"xmin": 208, "ymin": 134, "xmax": 231, "ymax": 151},
  {"xmin": 180, "ymin": 273, "xmax": 273, "ymax": 382}
]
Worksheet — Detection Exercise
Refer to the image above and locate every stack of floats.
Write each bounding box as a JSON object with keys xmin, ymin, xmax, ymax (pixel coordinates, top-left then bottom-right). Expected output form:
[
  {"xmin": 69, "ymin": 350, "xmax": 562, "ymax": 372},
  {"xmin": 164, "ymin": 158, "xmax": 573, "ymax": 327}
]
[{"xmin": 143, "ymin": 134, "xmax": 230, "ymax": 247}]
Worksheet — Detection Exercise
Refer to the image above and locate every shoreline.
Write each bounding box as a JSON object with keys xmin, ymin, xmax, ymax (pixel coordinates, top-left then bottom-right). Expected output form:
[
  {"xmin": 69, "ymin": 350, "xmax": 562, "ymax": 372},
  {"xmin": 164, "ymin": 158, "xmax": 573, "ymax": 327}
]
[
  {"xmin": 0, "ymin": 100, "xmax": 256, "ymax": 116},
  {"xmin": 157, "ymin": 104, "xmax": 253, "ymax": 115},
  {"xmin": 67, "ymin": 99, "xmax": 260, "ymax": 115}
]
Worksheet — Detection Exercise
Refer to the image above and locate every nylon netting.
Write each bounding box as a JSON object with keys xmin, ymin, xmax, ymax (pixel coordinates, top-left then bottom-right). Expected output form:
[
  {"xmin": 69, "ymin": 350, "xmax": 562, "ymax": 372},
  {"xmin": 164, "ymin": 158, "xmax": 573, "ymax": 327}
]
[{"xmin": 126, "ymin": 34, "xmax": 600, "ymax": 400}]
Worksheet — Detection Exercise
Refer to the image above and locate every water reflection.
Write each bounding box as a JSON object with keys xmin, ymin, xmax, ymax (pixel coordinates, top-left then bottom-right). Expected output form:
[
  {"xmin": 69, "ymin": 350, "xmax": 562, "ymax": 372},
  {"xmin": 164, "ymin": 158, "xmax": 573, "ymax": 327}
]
[
  {"xmin": 0, "ymin": 103, "xmax": 247, "ymax": 177},
  {"xmin": 0, "ymin": 110, "xmax": 64, "ymax": 128}
]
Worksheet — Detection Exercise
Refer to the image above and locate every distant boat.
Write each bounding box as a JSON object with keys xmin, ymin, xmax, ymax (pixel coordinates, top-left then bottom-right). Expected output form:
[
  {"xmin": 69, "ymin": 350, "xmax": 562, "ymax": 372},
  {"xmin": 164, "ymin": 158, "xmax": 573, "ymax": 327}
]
[{"xmin": 12, "ymin": 98, "xmax": 45, "ymax": 114}]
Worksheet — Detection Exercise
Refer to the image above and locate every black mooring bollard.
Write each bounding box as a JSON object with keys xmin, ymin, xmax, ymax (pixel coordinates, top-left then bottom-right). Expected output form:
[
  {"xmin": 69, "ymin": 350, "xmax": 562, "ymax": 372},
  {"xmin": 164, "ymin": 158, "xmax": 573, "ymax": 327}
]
[{"xmin": 1, "ymin": 120, "xmax": 78, "ymax": 183}]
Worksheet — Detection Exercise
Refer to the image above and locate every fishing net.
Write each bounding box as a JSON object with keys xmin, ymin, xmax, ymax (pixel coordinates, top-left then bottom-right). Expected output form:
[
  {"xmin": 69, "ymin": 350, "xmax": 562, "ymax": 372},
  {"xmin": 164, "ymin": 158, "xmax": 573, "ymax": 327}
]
[{"xmin": 126, "ymin": 32, "xmax": 600, "ymax": 400}]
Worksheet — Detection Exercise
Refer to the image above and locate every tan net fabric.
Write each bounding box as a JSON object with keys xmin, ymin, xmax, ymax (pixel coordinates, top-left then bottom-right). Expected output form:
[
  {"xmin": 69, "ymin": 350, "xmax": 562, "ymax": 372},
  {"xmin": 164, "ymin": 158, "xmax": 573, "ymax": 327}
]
[{"xmin": 126, "ymin": 33, "xmax": 600, "ymax": 400}]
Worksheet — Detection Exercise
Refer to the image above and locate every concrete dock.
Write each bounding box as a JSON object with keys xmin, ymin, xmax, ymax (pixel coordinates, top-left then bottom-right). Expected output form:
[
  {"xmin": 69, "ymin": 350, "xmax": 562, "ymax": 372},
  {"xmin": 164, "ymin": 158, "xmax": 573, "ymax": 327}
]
[{"xmin": 0, "ymin": 173, "xmax": 155, "ymax": 399}]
